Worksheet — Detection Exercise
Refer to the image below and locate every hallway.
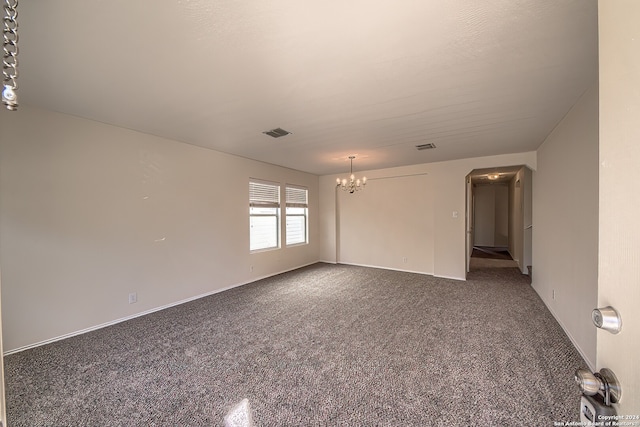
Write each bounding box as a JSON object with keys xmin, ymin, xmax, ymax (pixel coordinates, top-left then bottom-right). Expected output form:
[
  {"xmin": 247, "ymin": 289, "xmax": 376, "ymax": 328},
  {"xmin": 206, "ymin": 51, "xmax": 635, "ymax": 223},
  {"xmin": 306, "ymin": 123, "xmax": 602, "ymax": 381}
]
[{"xmin": 469, "ymin": 246, "xmax": 520, "ymax": 270}]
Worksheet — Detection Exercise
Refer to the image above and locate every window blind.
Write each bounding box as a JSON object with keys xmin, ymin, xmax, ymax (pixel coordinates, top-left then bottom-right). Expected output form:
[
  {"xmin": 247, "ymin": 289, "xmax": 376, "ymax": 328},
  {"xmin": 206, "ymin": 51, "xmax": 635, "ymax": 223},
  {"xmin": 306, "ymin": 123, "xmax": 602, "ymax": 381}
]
[
  {"xmin": 249, "ymin": 180, "xmax": 280, "ymax": 251},
  {"xmin": 250, "ymin": 181, "xmax": 280, "ymax": 208},
  {"xmin": 286, "ymin": 185, "xmax": 308, "ymax": 208},
  {"xmin": 285, "ymin": 185, "xmax": 308, "ymax": 245}
]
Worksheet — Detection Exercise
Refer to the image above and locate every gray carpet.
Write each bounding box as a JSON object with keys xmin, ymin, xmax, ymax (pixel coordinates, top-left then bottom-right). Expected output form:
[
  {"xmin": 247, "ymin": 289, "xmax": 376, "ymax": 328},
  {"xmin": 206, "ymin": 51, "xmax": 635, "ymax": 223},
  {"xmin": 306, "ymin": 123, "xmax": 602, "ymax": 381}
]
[{"xmin": 5, "ymin": 263, "xmax": 586, "ymax": 426}]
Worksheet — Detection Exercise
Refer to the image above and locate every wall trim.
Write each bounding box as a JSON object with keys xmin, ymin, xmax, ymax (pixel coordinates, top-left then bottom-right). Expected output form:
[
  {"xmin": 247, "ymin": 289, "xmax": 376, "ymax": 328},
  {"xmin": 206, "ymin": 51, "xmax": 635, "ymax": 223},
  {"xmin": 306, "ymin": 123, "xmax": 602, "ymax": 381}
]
[{"xmin": 4, "ymin": 261, "xmax": 319, "ymax": 356}]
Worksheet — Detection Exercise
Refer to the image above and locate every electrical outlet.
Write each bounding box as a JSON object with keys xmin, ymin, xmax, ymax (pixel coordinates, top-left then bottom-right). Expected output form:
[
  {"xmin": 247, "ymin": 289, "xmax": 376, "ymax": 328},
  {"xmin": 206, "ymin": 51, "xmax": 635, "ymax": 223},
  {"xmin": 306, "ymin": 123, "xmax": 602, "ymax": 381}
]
[
  {"xmin": 129, "ymin": 292, "xmax": 137, "ymax": 304},
  {"xmin": 402, "ymin": 257, "xmax": 408, "ymax": 263}
]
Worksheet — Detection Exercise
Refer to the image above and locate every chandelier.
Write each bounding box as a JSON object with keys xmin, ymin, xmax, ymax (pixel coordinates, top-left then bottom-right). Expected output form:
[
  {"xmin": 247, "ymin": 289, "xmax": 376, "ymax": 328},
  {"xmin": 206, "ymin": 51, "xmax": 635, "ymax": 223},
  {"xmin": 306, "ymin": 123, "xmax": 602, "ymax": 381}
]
[
  {"xmin": 336, "ymin": 156, "xmax": 367, "ymax": 193},
  {"xmin": 2, "ymin": 0, "xmax": 19, "ymax": 111}
]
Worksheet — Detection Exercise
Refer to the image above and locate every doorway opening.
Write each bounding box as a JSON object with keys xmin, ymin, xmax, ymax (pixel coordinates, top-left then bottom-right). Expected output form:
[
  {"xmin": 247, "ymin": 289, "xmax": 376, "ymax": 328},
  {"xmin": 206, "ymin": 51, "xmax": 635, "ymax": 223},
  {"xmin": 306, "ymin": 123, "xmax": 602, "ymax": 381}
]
[{"xmin": 465, "ymin": 165, "xmax": 533, "ymax": 278}]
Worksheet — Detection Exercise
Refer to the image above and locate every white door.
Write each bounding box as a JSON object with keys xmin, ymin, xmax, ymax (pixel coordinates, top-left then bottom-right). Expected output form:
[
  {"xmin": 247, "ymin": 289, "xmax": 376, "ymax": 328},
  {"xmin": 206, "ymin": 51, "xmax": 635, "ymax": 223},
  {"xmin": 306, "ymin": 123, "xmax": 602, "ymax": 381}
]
[
  {"xmin": 0, "ymin": 270, "xmax": 6, "ymax": 426},
  {"xmin": 465, "ymin": 174, "xmax": 473, "ymax": 274},
  {"xmin": 597, "ymin": 1, "xmax": 640, "ymax": 414}
]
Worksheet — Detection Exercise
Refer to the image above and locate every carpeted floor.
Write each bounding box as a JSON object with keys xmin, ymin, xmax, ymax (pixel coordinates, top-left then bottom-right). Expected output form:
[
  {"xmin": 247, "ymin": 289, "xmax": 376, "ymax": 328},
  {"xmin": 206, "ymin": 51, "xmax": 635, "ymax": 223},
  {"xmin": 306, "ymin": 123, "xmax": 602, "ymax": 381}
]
[{"xmin": 5, "ymin": 263, "xmax": 586, "ymax": 426}]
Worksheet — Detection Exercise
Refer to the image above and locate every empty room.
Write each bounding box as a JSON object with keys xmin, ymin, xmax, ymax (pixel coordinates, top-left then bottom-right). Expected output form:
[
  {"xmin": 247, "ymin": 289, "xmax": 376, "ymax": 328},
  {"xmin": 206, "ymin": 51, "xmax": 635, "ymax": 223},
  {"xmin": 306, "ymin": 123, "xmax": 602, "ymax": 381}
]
[{"xmin": 1, "ymin": 1, "xmax": 639, "ymax": 425}]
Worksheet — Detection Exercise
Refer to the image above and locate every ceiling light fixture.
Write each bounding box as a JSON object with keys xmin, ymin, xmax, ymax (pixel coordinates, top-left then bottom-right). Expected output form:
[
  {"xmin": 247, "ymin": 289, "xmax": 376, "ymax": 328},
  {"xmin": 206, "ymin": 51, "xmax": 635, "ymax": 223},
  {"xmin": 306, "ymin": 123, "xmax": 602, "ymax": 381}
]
[
  {"xmin": 262, "ymin": 127, "xmax": 291, "ymax": 138},
  {"xmin": 336, "ymin": 156, "xmax": 366, "ymax": 193},
  {"xmin": 488, "ymin": 173, "xmax": 500, "ymax": 180}
]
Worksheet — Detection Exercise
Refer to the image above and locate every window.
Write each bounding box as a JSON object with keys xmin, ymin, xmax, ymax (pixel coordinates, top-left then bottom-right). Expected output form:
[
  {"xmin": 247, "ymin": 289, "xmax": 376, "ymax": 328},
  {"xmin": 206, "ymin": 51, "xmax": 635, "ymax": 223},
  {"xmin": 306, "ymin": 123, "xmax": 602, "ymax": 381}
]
[
  {"xmin": 249, "ymin": 180, "xmax": 280, "ymax": 251},
  {"xmin": 286, "ymin": 185, "xmax": 308, "ymax": 245}
]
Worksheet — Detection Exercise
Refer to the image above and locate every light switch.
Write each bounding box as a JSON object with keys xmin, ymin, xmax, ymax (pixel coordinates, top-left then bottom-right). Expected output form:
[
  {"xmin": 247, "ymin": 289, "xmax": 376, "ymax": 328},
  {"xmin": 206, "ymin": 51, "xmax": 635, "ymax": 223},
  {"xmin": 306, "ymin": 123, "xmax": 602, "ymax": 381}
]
[{"xmin": 452, "ymin": 211, "xmax": 459, "ymax": 218}]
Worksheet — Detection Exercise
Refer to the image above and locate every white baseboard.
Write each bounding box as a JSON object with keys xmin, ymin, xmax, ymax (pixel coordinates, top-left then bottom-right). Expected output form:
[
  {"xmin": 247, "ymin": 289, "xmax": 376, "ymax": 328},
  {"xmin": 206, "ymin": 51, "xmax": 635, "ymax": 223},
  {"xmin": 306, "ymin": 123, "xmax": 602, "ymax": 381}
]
[{"xmin": 4, "ymin": 261, "xmax": 319, "ymax": 356}]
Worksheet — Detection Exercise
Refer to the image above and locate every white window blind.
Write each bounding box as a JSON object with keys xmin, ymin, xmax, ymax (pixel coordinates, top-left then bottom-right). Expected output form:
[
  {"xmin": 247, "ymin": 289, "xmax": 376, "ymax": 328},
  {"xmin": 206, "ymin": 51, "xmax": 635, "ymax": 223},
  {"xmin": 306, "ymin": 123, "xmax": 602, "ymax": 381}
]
[
  {"xmin": 250, "ymin": 181, "xmax": 280, "ymax": 208},
  {"xmin": 250, "ymin": 180, "xmax": 280, "ymax": 251},
  {"xmin": 285, "ymin": 186, "xmax": 308, "ymax": 207},
  {"xmin": 286, "ymin": 185, "xmax": 308, "ymax": 246}
]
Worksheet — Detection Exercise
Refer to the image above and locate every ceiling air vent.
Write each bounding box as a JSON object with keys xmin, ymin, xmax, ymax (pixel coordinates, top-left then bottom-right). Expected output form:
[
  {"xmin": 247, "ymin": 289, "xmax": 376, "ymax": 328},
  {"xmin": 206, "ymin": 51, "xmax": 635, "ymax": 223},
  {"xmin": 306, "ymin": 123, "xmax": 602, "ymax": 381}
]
[
  {"xmin": 263, "ymin": 128, "xmax": 292, "ymax": 138},
  {"xmin": 415, "ymin": 143, "xmax": 436, "ymax": 150}
]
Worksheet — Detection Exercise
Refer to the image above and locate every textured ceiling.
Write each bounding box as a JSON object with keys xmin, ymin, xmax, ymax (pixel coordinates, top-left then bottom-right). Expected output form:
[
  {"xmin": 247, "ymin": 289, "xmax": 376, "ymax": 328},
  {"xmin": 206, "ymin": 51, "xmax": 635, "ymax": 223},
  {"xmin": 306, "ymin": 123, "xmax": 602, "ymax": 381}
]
[{"xmin": 15, "ymin": 0, "xmax": 598, "ymax": 175}]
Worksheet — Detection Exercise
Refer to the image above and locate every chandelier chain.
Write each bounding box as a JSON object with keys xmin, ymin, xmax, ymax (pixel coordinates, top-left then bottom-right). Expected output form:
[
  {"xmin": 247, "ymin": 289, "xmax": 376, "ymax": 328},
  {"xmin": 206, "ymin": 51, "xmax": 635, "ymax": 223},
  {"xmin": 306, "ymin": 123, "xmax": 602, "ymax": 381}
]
[{"xmin": 2, "ymin": 0, "xmax": 18, "ymax": 110}]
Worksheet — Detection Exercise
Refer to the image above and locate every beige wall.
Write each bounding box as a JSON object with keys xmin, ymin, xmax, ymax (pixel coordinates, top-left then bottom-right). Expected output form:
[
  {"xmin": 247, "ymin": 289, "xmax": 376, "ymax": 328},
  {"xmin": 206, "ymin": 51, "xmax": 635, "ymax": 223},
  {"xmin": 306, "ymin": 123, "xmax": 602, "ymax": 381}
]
[
  {"xmin": 508, "ymin": 168, "xmax": 524, "ymax": 268},
  {"xmin": 474, "ymin": 184, "xmax": 509, "ymax": 248},
  {"xmin": 494, "ymin": 185, "xmax": 509, "ymax": 248},
  {"xmin": 319, "ymin": 152, "xmax": 536, "ymax": 279},
  {"xmin": 598, "ymin": 0, "xmax": 640, "ymax": 413},
  {"xmin": 0, "ymin": 106, "xmax": 319, "ymax": 352},
  {"xmin": 474, "ymin": 185, "xmax": 496, "ymax": 247},
  {"xmin": 507, "ymin": 166, "xmax": 532, "ymax": 275},
  {"xmin": 522, "ymin": 168, "xmax": 533, "ymax": 274},
  {"xmin": 532, "ymin": 83, "xmax": 599, "ymax": 368}
]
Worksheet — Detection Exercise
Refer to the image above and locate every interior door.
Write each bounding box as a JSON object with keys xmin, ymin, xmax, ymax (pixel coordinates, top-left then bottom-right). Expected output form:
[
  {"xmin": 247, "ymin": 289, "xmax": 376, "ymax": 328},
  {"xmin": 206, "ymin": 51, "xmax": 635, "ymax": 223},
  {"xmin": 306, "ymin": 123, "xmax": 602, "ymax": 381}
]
[
  {"xmin": 465, "ymin": 175, "xmax": 473, "ymax": 274},
  {"xmin": 0, "ymin": 270, "xmax": 6, "ymax": 426},
  {"xmin": 597, "ymin": 1, "xmax": 640, "ymax": 414}
]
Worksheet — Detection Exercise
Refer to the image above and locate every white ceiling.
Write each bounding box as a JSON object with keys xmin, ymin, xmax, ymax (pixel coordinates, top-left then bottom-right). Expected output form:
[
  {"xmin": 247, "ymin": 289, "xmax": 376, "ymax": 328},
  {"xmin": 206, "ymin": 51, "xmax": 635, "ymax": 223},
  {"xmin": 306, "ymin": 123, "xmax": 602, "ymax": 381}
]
[{"xmin": 15, "ymin": 0, "xmax": 598, "ymax": 175}]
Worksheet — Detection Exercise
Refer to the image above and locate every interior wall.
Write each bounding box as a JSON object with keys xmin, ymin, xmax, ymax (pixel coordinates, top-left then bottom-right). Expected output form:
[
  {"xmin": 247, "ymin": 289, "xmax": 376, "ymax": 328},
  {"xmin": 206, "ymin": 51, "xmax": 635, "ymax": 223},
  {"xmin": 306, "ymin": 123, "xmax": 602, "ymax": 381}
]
[
  {"xmin": 494, "ymin": 185, "xmax": 508, "ymax": 247},
  {"xmin": 532, "ymin": 82, "xmax": 599, "ymax": 368},
  {"xmin": 473, "ymin": 185, "xmax": 496, "ymax": 247},
  {"xmin": 523, "ymin": 167, "xmax": 533, "ymax": 274},
  {"xmin": 339, "ymin": 173, "xmax": 434, "ymax": 274},
  {"xmin": 508, "ymin": 168, "xmax": 524, "ymax": 268},
  {"xmin": 474, "ymin": 184, "xmax": 508, "ymax": 248},
  {"xmin": 0, "ymin": 106, "xmax": 319, "ymax": 353},
  {"xmin": 318, "ymin": 175, "xmax": 338, "ymax": 263},
  {"xmin": 319, "ymin": 152, "xmax": 537, "ymax": 280}
]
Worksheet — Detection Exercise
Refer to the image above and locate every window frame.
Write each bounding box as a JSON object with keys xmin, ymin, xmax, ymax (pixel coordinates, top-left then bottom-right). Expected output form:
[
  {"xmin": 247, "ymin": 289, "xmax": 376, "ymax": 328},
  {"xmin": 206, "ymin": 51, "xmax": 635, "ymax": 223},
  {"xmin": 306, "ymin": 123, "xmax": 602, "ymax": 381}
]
[
  {"xmin": 285, "ymin": 184, "xmax": 309, "ymax": 246},
  {"xmin": 249, "ymin": 179, "xmax": 281, "ymax": 252}
]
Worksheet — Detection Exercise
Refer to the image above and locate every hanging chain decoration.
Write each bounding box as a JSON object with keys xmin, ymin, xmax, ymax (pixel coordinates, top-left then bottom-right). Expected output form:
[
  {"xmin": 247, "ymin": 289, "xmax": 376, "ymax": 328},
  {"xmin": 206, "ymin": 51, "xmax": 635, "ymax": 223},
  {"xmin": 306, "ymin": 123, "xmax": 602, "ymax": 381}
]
[{"xmin": 2, "ymin": 0, "xmax": 18, "ymax": 111}]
